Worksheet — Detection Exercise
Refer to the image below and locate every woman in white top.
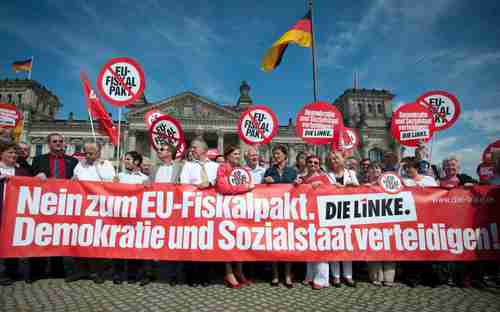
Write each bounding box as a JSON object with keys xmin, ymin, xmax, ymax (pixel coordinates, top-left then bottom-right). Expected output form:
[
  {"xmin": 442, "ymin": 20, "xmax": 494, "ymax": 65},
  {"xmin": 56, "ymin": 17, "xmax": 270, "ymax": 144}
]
[
  {"xmin": 403, "ymin": 157, "xmax": 438, "ymax": 187},
  {"xmin": 319, "ymin": 150, "xmax": 359, "ymax": 288},
  {"xmin": 401, "ymin": 157, "xmax": 439, "ymax": 287},
  {"xmin": 113, "ymin": 151, "xmax": 151, "ymax": 286},
  {"xmin": 117, "ymin": 151, "xmax": 149, "ymax": 184}
]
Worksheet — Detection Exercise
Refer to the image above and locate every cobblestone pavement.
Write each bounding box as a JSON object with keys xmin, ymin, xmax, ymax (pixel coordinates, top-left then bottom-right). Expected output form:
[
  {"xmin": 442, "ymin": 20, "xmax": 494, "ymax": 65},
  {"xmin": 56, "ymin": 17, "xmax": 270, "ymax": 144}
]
[{"xmin": 1, "ymin": 279, "xmax": 500, "ymax": 312}]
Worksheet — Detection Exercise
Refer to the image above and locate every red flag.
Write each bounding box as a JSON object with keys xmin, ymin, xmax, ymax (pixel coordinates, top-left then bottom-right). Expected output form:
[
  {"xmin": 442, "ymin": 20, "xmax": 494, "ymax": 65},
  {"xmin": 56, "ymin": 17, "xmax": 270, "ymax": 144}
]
[{"xmin": 80, "ymin": 72, "xmax": 119, "ymax": 146}]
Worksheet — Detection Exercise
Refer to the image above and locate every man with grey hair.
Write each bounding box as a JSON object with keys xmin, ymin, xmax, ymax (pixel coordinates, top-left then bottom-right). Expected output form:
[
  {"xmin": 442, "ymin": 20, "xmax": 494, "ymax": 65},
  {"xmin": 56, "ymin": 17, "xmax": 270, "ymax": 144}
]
[
  {"xmin": 180, "ymin": 137, "xmax": 219, "ymax": 188},
  {"xmin": 439, "ymin": 155, "xmax": 476, "ymax": 188},
  {"xmin": 65, "ymin": 142, "xmax": 115, "ymax": 284},
  {"xmin": 244, "ymin": 146, "xmax": 265, "ymax": 184},
  {"xmin": 72, "ymin": 142, "xmax": 115, "ymax": 182},
  {"xmin": 16, "ymin": 141, "xmax": 32, "ymax": 175},
  {"xmin": 179, "ymin": 137, "xmax": 219, "ymax": 286}
]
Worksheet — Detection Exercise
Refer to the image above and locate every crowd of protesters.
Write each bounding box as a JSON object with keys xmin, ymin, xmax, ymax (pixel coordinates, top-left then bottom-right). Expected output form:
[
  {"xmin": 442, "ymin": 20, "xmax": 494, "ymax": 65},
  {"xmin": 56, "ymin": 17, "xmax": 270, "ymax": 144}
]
[{"xmin": 0, "ymin": 131, "xmax": 499, "ymax": 289}]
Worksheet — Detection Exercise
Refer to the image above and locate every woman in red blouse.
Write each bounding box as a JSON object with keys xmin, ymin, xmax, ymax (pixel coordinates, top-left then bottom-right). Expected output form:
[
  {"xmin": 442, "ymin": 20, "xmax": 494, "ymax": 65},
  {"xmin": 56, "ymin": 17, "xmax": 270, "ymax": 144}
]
[{"xmin": 215, "ymin": 145, "xmax": 254, "ymax": 288}]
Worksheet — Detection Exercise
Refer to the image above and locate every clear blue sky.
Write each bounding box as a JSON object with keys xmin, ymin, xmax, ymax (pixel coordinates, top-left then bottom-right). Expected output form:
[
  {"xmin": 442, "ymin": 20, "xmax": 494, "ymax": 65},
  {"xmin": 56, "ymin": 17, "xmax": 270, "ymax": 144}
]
[{"xmin": 1, "ymin": 0, "xmax": 499, "ymax": 176}]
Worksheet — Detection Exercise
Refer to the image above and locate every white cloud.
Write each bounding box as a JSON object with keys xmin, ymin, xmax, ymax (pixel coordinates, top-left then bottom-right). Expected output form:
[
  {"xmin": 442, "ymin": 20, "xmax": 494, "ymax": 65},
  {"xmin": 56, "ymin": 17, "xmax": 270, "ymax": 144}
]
[{"xmin": 462, "ymin": 109, "xmax": 500, "ymax": 134}]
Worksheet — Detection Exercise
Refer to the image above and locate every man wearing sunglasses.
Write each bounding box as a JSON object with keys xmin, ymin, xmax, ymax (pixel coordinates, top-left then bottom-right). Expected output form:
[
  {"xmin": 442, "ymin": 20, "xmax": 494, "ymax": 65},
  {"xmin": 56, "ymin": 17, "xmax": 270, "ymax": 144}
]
[{"xmin": 29, "ymin": 133, "xmax": 79, "ymax": 283}]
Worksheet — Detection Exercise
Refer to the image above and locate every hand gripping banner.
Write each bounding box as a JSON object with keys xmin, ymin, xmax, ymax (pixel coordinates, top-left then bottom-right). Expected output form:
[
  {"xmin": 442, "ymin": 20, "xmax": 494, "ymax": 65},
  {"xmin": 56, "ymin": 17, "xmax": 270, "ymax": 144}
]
[{"xmin": 1, "ymin": 177, "xmax": 499, "ymax": 261}]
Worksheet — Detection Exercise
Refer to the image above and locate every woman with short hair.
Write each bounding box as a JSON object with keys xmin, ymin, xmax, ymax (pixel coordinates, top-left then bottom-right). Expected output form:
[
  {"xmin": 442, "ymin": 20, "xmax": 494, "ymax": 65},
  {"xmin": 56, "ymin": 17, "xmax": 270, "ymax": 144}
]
[
  {"xmin": 0, "ymin": 142, "xmax": 31, "ymax": 285},
  {"xmin": 263, "ymin": 145, "xmax": 297, "ymax": 288}
]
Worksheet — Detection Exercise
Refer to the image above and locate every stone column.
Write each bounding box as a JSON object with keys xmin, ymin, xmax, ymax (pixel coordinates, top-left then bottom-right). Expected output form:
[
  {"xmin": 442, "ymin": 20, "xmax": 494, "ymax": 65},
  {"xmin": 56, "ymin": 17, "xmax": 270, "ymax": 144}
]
[
  {"xmin": 128, "ymin": 130, "xmax": 136, "ymax": 152},
  {"xmin": 288, "ymin": 144, "xmax": 296, "ymax": 166},
  {"xmin": 217, "ymin": 130, "xmax": 224, "ymax": 154}
]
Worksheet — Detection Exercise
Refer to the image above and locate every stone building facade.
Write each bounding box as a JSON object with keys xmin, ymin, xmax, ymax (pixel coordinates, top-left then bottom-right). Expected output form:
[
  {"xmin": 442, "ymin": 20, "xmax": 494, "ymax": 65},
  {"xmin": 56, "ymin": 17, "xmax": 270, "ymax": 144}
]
[{"xmin": 0, "ymin": 79, "xmax": 396, "ymax": 165}]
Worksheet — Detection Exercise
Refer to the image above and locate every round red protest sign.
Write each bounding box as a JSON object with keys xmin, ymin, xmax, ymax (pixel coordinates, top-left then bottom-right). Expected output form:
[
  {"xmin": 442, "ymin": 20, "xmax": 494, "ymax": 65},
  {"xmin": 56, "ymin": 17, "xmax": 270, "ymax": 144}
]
[
  {"xmin": 0, "ymin": 102, "xmax": 22, "ymax": 128},
  {"xmin": 378, "ymin": 172, "xmax": 404, "ymax": 194},
  {"xmin": 295, "ymin": 101, "xmax": 344, "ymax": 146},
  {"xmin": 237, "ymin": 105, "xmax": 278, "ymax": 145},
  {"xmin": 229, "ymin": 167, "xmax": 252, "ymax": 186},
  {"xmin": 416, "ymin": 90, "xmax": 460, "ymax": 131},
  {"xmin": 97, "ymin": 57, "xmax": 145, "ymax": 107},
  {"xmin": 144, "ymin": 109, "xmax": 164, "ymax": 128},
  {"xmin": 482, "ymin": 139, "xmax": 500, "ymax": 164},
  {"xmin": 149, "ymin": 115, "xmax": 185, "ymax": 151},
  {"xmin": 340, "ymin": 127, "xmax": 360, "ymax": 151},
  {"xmin": 390, "ymin": 102, "xmax": 435, "ymax": 147}
]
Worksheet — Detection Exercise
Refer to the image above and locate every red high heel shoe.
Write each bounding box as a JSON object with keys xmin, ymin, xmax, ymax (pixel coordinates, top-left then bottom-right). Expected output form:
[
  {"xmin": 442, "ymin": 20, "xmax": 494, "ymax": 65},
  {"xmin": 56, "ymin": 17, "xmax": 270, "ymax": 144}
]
[
  {"xmin": 235, "ymin": 274, "xmax": 251, "ymax": 286},
  {"xmin": 224, "ymin": 276, "xmax": 241, "ymax": 289}
]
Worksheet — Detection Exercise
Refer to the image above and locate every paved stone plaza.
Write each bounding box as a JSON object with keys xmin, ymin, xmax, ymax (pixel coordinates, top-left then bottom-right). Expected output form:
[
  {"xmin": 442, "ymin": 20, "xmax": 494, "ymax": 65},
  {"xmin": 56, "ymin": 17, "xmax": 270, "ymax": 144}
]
[{"xmin": 1, "ymin": 279, "xmax": 500, "ymax": 312}]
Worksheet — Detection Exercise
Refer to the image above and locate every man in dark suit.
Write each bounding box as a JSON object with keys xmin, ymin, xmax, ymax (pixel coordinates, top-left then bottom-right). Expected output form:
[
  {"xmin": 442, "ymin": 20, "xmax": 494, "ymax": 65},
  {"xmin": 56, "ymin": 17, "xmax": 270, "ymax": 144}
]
[{"xmin": 28, "ymin": 133, "xmax": 78, "ymax": 283}]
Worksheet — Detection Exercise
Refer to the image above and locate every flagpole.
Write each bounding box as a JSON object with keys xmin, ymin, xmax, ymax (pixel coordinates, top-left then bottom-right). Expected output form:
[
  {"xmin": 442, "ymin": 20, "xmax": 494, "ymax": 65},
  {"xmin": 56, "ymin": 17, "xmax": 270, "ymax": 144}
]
[
  {"xmin": 29, "ymin": 56, "xmax": 33, "ymax": 80},
  {"xmin": 87, "ymin": 109, "xmax": 97, "ymax": 144},
  {"xmin": 309, "ymin": 0, "xmax": 319, "ymax": 102}
]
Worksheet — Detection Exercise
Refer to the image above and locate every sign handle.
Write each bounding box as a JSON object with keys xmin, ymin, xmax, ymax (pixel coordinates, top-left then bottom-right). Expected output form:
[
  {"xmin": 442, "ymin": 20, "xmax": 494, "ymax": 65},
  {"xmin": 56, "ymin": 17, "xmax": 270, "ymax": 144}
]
[{"xmin": 116, "ymin": 107, "xmax": 122, "ymax": 170}]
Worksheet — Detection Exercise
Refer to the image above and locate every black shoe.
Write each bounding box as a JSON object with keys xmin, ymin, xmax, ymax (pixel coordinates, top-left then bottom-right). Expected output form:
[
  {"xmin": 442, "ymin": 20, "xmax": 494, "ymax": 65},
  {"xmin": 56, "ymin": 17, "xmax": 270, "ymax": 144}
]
[
  {"xmin": 128, "ymin": 276, "xmax": 138, "ymax": 284},
  {"xmin": 65, "ymin": 272, "xmax": 89, "ymax": 283},
  {"xmin": 113, "ymin": 275, "xmax": 123, "ymax": 285},
  {"xmin": 0, "ymin": 277, "xmax": 14, "ymax": 286},
  {"xmin": 51, "ymin": 271, "xmax": 66, "ymax": 279},
  {"xmin": 93, "ymin": 275, "xmax": 105, "ymax": 284},
  {"xmin": 188, "ymin": 282, "xmax": 199, "ymax": 287},
  {"xmin": 140, "ymin": 277, "xmax": 151, "ymax": 287},
  {"xmin": 200, "ymin": 281, "xmax": 209, "ymax": 287}
]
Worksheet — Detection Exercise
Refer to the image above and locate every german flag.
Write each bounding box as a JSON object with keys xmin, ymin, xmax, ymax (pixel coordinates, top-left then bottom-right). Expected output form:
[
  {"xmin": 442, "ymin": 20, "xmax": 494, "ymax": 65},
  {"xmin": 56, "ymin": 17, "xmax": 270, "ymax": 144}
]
[
  {"xmin": 12, "ymin": 58, "xmax": 32, "ymax": 73},
  {"xmin": 261, "ymin": 11, "xmax": 312, "ymax": 72}
]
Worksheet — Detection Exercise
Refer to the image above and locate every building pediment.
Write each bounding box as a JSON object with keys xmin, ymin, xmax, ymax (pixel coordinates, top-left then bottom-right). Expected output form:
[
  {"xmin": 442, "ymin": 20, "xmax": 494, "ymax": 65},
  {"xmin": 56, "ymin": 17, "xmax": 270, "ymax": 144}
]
[{"xmin": 127, "ymin": 91, "xmax": 240, "ymax": 121}]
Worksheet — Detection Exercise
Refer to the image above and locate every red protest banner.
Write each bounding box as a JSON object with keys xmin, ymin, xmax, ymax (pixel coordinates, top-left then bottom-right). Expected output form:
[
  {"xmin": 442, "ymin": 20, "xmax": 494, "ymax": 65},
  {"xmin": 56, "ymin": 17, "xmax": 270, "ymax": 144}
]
[{"xmin": 1, "ymin": 177, "xmax": 499, "ymax": 261}]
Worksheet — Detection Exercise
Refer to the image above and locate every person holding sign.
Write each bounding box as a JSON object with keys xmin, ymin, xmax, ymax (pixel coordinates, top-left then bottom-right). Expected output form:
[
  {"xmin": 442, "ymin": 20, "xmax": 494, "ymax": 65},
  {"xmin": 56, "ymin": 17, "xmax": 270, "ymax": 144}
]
[
  {"xmin": 324, "ymin": 150, "xmax": 359, "ymax": 287},
  {"xmin": 215, "ymin": 145, "xmax": 254, "ymax": 288},
  {"xmin": 152, "ymin": 144, "xmax": 183, "ymax": 184},
  {"xmin": 66, "ymin": 142, "xmax": 115, "ymax": 284},
  {"xmin": 263, "ymin": 145, "xmax": 297, "ymax": 288}
]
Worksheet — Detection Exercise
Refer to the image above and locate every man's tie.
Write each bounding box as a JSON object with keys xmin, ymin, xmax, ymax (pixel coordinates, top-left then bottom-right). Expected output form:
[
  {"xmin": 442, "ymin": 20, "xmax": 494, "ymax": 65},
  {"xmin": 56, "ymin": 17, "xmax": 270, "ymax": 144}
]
[
  {"xmin": 53, "ymin": 157, "xmax": 60, "ymax": 178},
  {"xmin": 199, "ymin": 160, "xmax": 209, "ymax": 185}
]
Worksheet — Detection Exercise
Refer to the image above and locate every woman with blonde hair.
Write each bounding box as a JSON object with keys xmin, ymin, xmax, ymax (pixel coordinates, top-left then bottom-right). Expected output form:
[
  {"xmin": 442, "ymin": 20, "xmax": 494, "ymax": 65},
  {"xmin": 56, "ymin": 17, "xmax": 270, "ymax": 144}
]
[{"xmin": 322, "ymin": 150, "xmax": 359, "ymax": 288}]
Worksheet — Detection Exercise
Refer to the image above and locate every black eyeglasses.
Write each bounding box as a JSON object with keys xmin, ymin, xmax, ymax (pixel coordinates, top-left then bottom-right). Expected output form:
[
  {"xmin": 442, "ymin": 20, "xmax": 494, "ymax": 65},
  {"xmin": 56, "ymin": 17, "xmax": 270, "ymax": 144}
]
[
  {"xmin": 308, "ymin": 160, "xmax": 320, "ymax": 165},
  {"xmin": 51, "ymin": 140, "xmax": 63, "ymax": 143}
]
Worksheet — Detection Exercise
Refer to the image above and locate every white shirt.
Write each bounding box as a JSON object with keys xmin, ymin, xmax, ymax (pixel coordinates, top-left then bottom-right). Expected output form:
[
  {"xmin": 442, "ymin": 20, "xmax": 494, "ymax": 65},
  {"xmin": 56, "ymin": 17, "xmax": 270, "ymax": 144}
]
[
  {"xmin": 180, "ymin": 160, "xmax": 219, "ymax": 185},
  {"xmin": 155, "ymin": 163, "xmax": 174, "ymax": 183},
  {"xmin": 0, "ymin": 166, "xmax": 15, "ymax": 177},
  {"xmin": 246, "ymin": 165, "xmax": 266, "ymax": 184},
  {"xmin": 326, "ymin": 169, "xmax": 360, "ymax": 186},
  {"xmin": 118, "ymin": 170, "xmax": 149, "ymax": 184},
  {"xmin": 404, "ymin": 175, "xmax": 438, "ymax": 187},
  {"xmin": 73, "ymin": 160, "xmax": 115, "ymax": 182}
]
